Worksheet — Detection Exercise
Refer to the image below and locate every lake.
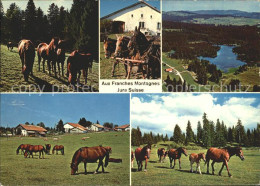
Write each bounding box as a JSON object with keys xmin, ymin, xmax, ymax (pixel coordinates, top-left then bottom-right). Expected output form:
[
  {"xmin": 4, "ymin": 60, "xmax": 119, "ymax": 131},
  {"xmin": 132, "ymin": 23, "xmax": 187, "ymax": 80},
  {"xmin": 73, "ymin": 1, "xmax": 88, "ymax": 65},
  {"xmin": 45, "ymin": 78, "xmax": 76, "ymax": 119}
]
[{"xmin": 199, "ymin": 45, "xmax": 246, "ymax": 72}]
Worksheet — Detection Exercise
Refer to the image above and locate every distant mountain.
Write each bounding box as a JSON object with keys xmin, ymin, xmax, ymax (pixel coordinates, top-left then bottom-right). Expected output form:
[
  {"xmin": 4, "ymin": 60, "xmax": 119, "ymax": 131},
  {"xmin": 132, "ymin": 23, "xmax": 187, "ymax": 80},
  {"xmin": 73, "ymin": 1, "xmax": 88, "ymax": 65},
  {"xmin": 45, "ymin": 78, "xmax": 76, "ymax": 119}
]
[{"xmin": 192, "ymin": 10, "xmax": 260, "ymax": 19}]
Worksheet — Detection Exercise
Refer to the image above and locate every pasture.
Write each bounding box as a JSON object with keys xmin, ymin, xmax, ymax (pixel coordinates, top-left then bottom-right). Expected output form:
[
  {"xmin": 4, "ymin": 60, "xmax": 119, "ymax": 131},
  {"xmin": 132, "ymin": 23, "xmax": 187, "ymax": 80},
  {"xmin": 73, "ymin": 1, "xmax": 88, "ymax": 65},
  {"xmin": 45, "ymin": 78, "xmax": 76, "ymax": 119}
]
[
  {"xmin": 0, "ymin": 45, "xmax": 99, "ymax": 92},
  {"xmin": 132, "ymin": 142, "xmax": 260, "ymax": 185},
  {"xmin": 0, "ymin": 132, "xmax": 130, "ymax": 185}
]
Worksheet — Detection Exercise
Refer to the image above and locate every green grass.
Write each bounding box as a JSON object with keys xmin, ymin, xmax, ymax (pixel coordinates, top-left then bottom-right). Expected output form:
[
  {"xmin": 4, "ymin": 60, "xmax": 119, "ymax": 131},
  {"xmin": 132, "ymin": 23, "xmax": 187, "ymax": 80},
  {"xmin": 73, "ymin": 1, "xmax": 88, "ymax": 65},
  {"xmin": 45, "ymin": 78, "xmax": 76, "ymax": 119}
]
[
  {"xmin": 0, "ymin": 45, "xmax": 99, "ymax": 92},
  {"xmin": 132, "ymin": 142, "xmax": 260, "ymax": 185},
  {"xmin": 0, "ymin": 132, "xmax": 130, "ymax": 185}
]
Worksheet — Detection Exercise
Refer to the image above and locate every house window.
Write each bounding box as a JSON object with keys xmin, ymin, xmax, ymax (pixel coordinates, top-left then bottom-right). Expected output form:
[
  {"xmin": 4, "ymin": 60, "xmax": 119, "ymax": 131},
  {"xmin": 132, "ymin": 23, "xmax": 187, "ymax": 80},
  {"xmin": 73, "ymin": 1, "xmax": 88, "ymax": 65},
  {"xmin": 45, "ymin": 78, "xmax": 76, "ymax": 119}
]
[
  {"xmin": 157, "ymin": 33, "xmax": 160, "ymax": 36},
  {"xmin": 139, "ymin": 22, "xmax": 145, "ymax": 29},
  {"xmin": 141, "ymin": 14, "xmax": 143, "ymax": 18},
  {"xmin": 157, "ymin": 22, "xmax": 161, "ymax": 29},
  {"xmin": 131, "ymin": 14, "xmax": 133, "ymax": 18}
]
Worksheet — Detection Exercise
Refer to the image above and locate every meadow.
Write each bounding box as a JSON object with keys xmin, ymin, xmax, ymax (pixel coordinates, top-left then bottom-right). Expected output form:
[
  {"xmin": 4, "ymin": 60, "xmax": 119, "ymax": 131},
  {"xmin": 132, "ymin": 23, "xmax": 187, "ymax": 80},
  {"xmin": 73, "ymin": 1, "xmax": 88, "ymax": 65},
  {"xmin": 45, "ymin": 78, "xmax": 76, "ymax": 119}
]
[
  {"xmin": 0, "ymin": 132, "xmax": 130, "ymax": 185},
  {"xmin": 132, "ymin": 141, "xmax": 260, "ymax": 185},
  {"xmin": 0, "ymin": 45, "xmax": 99, "ymax": 92}
]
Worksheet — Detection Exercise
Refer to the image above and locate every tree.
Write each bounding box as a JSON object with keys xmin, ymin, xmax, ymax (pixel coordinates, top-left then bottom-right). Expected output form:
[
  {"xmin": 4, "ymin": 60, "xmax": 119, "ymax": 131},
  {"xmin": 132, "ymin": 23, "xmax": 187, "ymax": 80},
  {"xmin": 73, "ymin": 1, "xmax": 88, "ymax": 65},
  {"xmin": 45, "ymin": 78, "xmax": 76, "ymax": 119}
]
[
  {"xmin": 185, "ymin": 120, "xmax": 194, "ymax": 144},
  {"xmin": 103, "ymin": 122, "xmax": 113, "ymax": 129},
  {"xmin": 96, "ymin": 120, "xmax": 100, "ymax": 124},
  {"xmin": 37, "ymin": 122, "xmax": 45, "ymax": 128},
  {"xmin": 173, "ymin": 124, "xmax": 184, "ymax": 144},
  {"xmin": 202, "ymin": 113, "xmax": 211, "ymax": 148},
  {"xmin": 47, "ymin": 3, "xmax": 59, "ymax": 37},
  {"xmin": 197, "ymin": 121, "xmax": 203, "ymax": 143},
  {"xmin": 235, "ymin": 119, "xmax": 246, "ymax": 145},
  {"xmin": 78, "ymin": 117, "xmax": 92, "ymax": 128},
  {"xmin": 35, "ymin": 7, "xmax": 49, "ymax": 42},
  {"xmin": 164, "ymin": 134, "xmax": 169, "ymax": 141},
  {"xmin": 24, "ymin": 0, "xmax": 37, "ymax": 41},
  {"xmin": 131, "ymin": 126, "xmax": 143, "ymax": 146},
  {"xmin": 25, "ymin": 122, "xmax": 30, "ymax": 125},
  {"xmin": 56, "ymin": 119, "xmax": 64, "ymax": 133},
  {"xmin": 215, "ymin": 119, "xmax": 226, "ymax": 147}
]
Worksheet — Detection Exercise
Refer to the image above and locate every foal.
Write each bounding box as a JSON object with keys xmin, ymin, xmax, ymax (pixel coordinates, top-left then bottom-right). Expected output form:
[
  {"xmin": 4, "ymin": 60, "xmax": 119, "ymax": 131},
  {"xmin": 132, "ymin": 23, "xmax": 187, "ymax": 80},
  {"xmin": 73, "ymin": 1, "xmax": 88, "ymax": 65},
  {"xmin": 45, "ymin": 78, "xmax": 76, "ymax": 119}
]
[{"xmin": 189, "ymin": 153, "xmax": 206, "ymax": 174}]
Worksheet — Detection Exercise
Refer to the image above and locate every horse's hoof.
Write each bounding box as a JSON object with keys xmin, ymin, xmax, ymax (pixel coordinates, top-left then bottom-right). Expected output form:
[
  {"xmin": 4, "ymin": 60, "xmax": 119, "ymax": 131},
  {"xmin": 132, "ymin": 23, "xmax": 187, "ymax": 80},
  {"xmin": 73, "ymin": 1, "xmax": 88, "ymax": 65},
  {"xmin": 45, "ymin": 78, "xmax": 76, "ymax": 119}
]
[
  {"xmin": 93, "ymin": 171, "xmax": 97, "ymax": 174},
  {"xmin": 143, "ymin": 169, "xmax": 147, "ymax": 172},
  {"xmin": 229, "ymin": 175, "xmax": 232, "ymax": 178}
]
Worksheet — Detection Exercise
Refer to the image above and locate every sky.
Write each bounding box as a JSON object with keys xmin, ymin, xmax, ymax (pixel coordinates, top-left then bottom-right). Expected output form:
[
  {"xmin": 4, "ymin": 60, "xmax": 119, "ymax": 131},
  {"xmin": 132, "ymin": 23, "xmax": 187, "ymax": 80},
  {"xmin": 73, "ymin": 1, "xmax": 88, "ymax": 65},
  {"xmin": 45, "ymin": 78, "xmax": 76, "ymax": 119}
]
[
  {"xmin": 131, "ymin": 93, "xmax": 260, "ymax": 137},
  {"xmin": 101, "ymin": 0, "xmax": 161, "ymax": 18},
  {"xmin": 163, "ymin": 0, "xmax": 260, "ymax": 12},
  {"xmin": 0, "ymin": 94, "xmax": 130, "ymax": 128},
  {"xmin": 2, "ymin": 0, "xmax": 73, "ymax": 13}
]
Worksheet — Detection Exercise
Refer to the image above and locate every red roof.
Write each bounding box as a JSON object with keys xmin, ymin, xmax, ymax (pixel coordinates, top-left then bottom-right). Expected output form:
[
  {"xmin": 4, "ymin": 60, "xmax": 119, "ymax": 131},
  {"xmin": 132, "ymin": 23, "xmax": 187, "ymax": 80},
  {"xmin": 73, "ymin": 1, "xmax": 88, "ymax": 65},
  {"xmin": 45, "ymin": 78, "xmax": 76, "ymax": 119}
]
[
  {"xmin": 117, "ymin": 124, "xmax": 130, "ymax": 129},
  {"xmin": 18, "ymin": 124, "xmax": 47, "ymax": 132},
  {"xmin": 67, "ymin": 123, "xmax": 87, "ymax": 131}
]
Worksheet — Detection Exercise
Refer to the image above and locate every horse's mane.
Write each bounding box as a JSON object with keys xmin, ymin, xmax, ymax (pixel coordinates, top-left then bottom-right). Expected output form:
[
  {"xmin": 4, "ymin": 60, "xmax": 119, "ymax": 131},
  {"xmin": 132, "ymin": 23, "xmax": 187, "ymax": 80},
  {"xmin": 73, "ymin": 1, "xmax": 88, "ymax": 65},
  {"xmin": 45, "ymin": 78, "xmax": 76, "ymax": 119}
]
[{"xmin": 71, "ymin": 148, "xmax": 82, "ymax": 165}]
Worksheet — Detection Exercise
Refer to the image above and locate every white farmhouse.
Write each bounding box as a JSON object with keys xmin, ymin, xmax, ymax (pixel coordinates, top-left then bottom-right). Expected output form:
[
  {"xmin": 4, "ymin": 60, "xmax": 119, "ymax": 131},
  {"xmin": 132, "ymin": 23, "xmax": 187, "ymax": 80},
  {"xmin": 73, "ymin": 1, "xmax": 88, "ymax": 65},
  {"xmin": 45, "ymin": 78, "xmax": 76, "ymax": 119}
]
[
  {"xmin": 64, "ymin": 123, "xmax": 88, "ymax": 133},
  {"xmin": 15, "ymin": 124, "xmax": 47, "ymax": 137},
  {"xmin": 101, "ymin": 0, "xmax": 161, "ymax": 36},
  {"xmin": 90, "ymin": 124, "xmax": 105, "ymax": 132}
]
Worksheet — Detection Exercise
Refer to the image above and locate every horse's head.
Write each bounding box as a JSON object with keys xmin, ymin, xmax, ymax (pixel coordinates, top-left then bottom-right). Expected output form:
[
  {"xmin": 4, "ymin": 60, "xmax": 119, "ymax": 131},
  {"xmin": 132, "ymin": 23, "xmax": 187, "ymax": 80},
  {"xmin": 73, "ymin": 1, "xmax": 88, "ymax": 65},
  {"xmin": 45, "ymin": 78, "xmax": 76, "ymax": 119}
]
[
  {"xmin": 70, "ymin": 162, "xmax": 78, "ymax": 175},
  {"xmin": 104, "ymin": 146, "xmax": 112, "ymax": 154},
  {"xmin": 114, "ymin": 35, "xmax": 129, "ymax": 57},
  {"xmin": 128, "ymin": 26, "xmax": 147, "ymax": 51},
  {"xmin": 143, "ymin": 145, "xmax": 151, "ymax": 159},
  {"xmin": 103, "ymin": 38, "xmax": 112, "ymax": 59},
  {"xmin": 51, "ymin": 37, "xmax": 60, "ymax": 52},
  {"xmin": 178, "ymin": 147, "xmax": 188, "ymax": 156},
  {"xmin": 24, "ymin": 151, "xmax": 28, "ymax": 158},
  {"xmin": 235, "ymin": 147, "xmax": 245, "ymax": 161},
  {"xmin": 198, "ymin": 153, "xmax": 206, "ymax": 162}
]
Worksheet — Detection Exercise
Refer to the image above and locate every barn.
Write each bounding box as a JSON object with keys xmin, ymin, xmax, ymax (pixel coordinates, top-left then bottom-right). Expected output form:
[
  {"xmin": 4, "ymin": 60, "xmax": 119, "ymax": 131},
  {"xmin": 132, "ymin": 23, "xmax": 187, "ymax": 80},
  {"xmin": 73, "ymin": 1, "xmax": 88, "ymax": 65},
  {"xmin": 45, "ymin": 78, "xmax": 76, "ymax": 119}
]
[
  {"xmin": 64, "ymin": 123, "xmax": 88, "ymax": 133},
  {"xmin": 101, "ymin": 0, "xmax": 161, "ymax": 36},
  {"xmin": 15, "ymin": 124, "xmax": 47, "ymax": 137}
]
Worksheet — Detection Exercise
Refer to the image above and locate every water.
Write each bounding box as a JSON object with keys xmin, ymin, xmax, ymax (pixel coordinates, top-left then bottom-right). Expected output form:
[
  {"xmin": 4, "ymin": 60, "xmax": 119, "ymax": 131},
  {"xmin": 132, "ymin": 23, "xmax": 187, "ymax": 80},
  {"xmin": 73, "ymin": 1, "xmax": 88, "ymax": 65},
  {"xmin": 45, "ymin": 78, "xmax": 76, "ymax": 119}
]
[{"xmin": 199, "ymin": 45, "xmax": 246, "ymax": 72}]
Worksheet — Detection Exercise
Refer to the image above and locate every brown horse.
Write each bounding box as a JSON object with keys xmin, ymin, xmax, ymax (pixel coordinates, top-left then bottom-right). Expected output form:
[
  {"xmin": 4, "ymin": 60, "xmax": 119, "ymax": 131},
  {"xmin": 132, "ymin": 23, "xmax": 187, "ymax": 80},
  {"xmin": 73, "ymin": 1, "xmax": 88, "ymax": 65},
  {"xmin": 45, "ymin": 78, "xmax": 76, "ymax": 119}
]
[
  {"xmin": 24, "ymin": 145, "xmax": 46, "ymax": 159},
  {"xmin": 18, "ymin": 40, "xmax": 35, "ymax": 81},
  {"xmin": 45, "ymin": 144, "xmax": 51, "ymax": 155},
  {"xmin": 131, "ymin": 150, "xmax": 135, "ymax": 168},
  {"xmin": 7, "ymin": 41, "xmax": 13, "ymax": 51},
  {"xmin": 135, "ymin": 144, "xmax": 151, "ymax": 171},
  {"xmin": 103, "ymin": 37, "xmax": 116, "ymax": 59},
  {"xmin": 157, "ymin": 148, "xmax": 167, "ymax": 163},
  {"xmin": 67, "ymin": 50, "xmax": 93, "ymax": 85},
  {"xmin": 56, "ymin": 39, "xmax": 66, "ymax": 76},
  {"xmin": 16, "ymin": 144, "xmax": 31, "ymax": 155},
  {"xmin": 52, "ymin": 145, "xmax": 64, "ymax": 155},
  {"xmin": 168, "ymin": 147, "xmax": 188, "ymax": 169},
  {"xmin": 37, "ymin": 37, "xmax": 59, "ymax": 75},
  {"xmin": 70, "ymin": 146, "xmax": 111, "ymax": 175},
  {"xmin": 189, "ymin": 153, "xmax": 206, "ymax": 174},
  {"xmin": 206, "ymin": 147, "xmax": 244, "ymax": 177}
]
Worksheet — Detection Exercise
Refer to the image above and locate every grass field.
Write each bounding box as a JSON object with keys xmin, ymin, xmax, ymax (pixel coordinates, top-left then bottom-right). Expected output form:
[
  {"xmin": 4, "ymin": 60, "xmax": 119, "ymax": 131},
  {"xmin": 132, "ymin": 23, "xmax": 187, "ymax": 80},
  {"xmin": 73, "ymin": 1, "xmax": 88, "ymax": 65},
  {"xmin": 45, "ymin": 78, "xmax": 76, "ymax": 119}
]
[
  {"xmin": 132, "ymin": 141, "xmax": 260, "ymax": 185},
  {"xmin": 0, "ymin": 45, "xmax": 99, "ymax": 92},
  {"xmin": 0, "ymin": 132, "xmax": 130, "ymax": 185}
]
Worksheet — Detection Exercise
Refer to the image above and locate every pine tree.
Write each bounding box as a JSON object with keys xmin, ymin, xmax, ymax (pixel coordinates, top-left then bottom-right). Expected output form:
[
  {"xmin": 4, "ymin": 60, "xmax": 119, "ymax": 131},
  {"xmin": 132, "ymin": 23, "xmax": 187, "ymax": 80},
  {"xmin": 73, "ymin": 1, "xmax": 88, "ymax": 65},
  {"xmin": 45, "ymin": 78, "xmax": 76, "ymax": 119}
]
[
  {"xmin": 35, "ymin": 7, "xmax": 49, "ymax": 42},
  {"xmin": 235, "ymin": 119, "xmax": 246, "ymax": 145},
  {"xmin": 202, "ymin": 113, "xmax": 211, "ymax": 148},
  {"xmin": 185, "ymin": 120, "xmax": 194, "ymax": 144},
  {"xmin": 56, "ymin": 119, "xmax": 64, "ymax": 133},
  {"xmin": 215, "ymin": 119, "xmax": 226, "ymax": 147},
  {"xmin": 197, "ymin": 121, "xmax": 203, "ymax": 143},
  {"xmin": 173, "ymin": 124, "xmax": 183, "ymax": 144},
  {"xmin": 24, "ymin": 0, "xmax": 37, "ymax": 41},
  {"xmin": 47, "ymin": 3, "xmax": 59, "ymax": 37}
]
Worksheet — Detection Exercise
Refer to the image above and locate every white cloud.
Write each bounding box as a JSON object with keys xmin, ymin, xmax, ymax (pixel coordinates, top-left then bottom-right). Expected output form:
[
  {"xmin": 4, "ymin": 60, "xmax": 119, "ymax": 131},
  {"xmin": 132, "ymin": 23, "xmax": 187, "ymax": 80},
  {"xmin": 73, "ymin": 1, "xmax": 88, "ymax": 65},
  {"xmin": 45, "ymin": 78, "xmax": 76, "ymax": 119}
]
[{"xmin": 131, "ymin": 94, "xmax": 260, "ymax": 137}]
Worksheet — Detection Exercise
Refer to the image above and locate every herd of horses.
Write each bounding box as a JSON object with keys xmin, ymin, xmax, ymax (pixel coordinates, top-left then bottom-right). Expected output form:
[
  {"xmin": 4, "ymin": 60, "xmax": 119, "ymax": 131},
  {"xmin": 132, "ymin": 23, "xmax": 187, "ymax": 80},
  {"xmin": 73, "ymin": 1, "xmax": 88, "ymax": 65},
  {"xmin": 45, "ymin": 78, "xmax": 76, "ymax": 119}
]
[
  {"xmin": 103, "ymin": 26, "xmax": 161, "ymax": 79},
  {"xmin": 9, "ymin": 38, "xmax": 93, "ymax": 85},
  {"xmin": 132, "ymin": 145, "xmax": 244, "ymax": 177},
  {"xmin": 16, "ymin": 143, "xmax": 112, "ymax": 175}
]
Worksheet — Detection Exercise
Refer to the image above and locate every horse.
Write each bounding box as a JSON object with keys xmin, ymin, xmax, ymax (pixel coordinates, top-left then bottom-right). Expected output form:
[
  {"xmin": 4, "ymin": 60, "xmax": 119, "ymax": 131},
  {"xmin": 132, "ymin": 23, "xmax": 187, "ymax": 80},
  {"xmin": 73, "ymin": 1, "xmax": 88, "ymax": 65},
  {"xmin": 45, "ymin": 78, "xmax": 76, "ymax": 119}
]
[
  {"xmin": 168, "ymin": 147, "xmax": 188, "ymax": 169},
  {"xmin": 56, "ymin": 39, "xmax": 66, "ymax": 76},
  {"xmin": 37, "ymin": 37, "xmax": 60, "ymax": 76},
  {"xmin": 67, "ymin": 50, "xmax": 93, "ymax": 85},
  {"xmin": 157, "ymin": 148, "xmax": 167, "ymax": 163},
  {"xmin": 127, "ymin": 26, "xmax": 161, "ymax": 79},
  {"xmin": 52, "ymin": 145, "xmax": 64, "ymax": 155},
  {"xmin": 24, "ymin": 145, "xmax": 46, "ymax": 159},
  {"xmin": 16, "ymin": 144, "xmax": 31, "ymax": 155},
  {"xmin": 113, "ymin": 35, "xmax": 131, "ymax": 77},
  {"xmin": 189, "ymin": 153, "xmax": 206, "ymax": 174},
  {"xmin": 7, "ymin": 42, "xmax": 13, "ymax": 51},
  {"xmin": 18, "ymin": 39, "xmax": 35, "ymax": 81},
  {"xmin": 70, "ymin": 146, "xmax": 111, "ymax": 175},
  {"xmin": 103, "ymin": 37, "xmax": 116, "ymax": 59},
  {"xmin": 131, "ymin": 150, "xmax": 135, "ymax": 168},
  {"xmin": 205, "ymin": 147, "xmax": 244, "ymax": 177},
  {"xmin": 135, "ymin": 144, "xmax": 151, "ymax": 171},
  {"xmin": 45, "ymin": 144, "xmax": 51, "ymax": 155}
]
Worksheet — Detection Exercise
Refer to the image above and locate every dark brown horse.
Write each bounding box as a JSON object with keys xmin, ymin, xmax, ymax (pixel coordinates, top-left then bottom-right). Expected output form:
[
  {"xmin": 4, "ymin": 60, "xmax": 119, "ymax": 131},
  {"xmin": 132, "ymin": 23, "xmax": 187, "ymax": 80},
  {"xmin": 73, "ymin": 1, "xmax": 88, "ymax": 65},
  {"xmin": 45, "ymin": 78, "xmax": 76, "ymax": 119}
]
[
  {"xmin": 24, "ymin": 145, "xmax": 46, "ymax": 159},
  {"xmin": 67, "ymin": 50, "xmax": 93, "ymax": 85},
  {"xmin": 135, "ymin": 144, "xmax": 151, "ymax": 171},
  {"xmin": 18, "ymin": 39, "xmax": 35, "ymax": 81},
  {"xmin": 157, "ymin": 148, "xmax": 167, "ymax": 163},
  {"xmin": 16, "ymin": 144, "xmax": 31, "ymax": 155},
  {"xmin": 7, "ymin": 41, "xmax": 13, "ymax": 51},
  {"xmin": 70, "ymin": 146, "xmax": 111, "ymax": 175},
  {"xmin": 206, "ymin": 147, "xmax": 244, "ymax": 177},
  {"xmin": 52, "ymin": 145, "xmax": 64, "ymax": 155},
  {"xmin": 45, "ymin": 144, "xmax": 51, "ymax": 155},
  {"xmin": 37, "ymin": 37, "xmax": 59, "ymax": 75},
  {"xmin": 56, "ymin": 39, "xmax": 66, "ymax": 76},
  {"xmin": 168, "ymin": 147, "xmax": 188, "ymax": 169}
]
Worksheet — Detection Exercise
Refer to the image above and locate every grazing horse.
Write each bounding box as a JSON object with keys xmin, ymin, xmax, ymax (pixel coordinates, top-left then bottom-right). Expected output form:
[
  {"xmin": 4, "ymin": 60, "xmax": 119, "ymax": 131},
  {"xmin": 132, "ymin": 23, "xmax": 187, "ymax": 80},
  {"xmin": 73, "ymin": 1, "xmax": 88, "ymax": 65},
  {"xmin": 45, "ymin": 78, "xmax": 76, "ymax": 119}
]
[
  {"xmin": 157, "ymin": 148, "xmax": 167, "ymax": 163},
  {"xmin": 52, "ymin": 145, "xmax": 64, "ymax": 155},
  {"xmin": 168, "ymin": 147, "xmax": 188, "ymax": 169},
  {"xmin": 135, "ymin": 145, "xmax": 151, "ymax": 171},
  {"xmin": 67, "ymin": 50, "xmax": 93, "ymax": 85},
  {"xmin": 131, "ymin": 150, "xmax": 135, "ymax": 168},
  {"xmin": 18, "ymin": 40, "xmax": 35, "ymax": 81},
  {"xmin": 24, "ymin": 145, "xmax": 46, "ymax": 159},
  {"xmin": 113, "ymin": 35, "xmax": 131, "ymax": 77},
  {"xmin": 7, "ymin": 42, "xmax": 13, "ymax": 51},
  {"xmin": 206, "ymin": 147, "xmax": 244, "ymax": 177},
  {"xmin": 16, "ymin": 144, "xmax": 31, "ymax": 155},
  {"xmin": 127, "ymin": 26, "xmax": 161, "ymax": 79},
  {"xmin": 189, "ymin": 153, "xmax": 206, "ymax": 174},
  {"xmin": 45, "ymin": 144, "xmax": 51, "ymax": 155},
  {"xmin": 70, "ymin": 146, "xmax": 111, "ymax": 175},
  {"xmin": 37, "ymin": 37, "xmax": 59, "ymax": 75},
  {"xmin": 56, "ymin": 39, "xmax": 66, "ymax": 76}
]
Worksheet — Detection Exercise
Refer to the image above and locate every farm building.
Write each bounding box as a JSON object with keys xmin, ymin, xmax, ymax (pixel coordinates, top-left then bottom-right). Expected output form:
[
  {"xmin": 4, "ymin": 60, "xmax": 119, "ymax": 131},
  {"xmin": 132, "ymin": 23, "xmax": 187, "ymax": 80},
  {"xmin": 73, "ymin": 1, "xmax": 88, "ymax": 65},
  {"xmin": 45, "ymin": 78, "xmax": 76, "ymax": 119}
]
[
  {"xmin": 115, "ymin": 124, "xmax": 130, "ymax": 131},
  {"xmin": 165, "ymin": 68, "xmax": 174, "ymax": 73},
  {"xmin": 101, "ymin": 0, "xmax": 161, "ymax": 36},
  {"xmin": 90, "ymin": 124, "xmax": 105, "ymax": 132},
  {"xmin": 64, "ymin": 123, "xmax": 88, "ymax": 133},
  {"xmin": 15, "ymin": 124, "xmax": 47, "ymax": 137}
]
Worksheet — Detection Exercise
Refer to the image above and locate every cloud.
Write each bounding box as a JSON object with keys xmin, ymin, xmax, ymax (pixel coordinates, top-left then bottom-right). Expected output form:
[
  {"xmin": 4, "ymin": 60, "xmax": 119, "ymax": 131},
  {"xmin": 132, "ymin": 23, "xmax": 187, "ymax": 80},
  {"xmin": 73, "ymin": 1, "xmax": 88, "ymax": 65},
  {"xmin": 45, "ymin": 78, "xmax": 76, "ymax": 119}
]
[
  {"xmin": 9, "ymin": 100, "xmax": 25, "ymax": 106},
  {"xmin": 131, "ymin": 94, "xmax": 260, "ymax": 137}
]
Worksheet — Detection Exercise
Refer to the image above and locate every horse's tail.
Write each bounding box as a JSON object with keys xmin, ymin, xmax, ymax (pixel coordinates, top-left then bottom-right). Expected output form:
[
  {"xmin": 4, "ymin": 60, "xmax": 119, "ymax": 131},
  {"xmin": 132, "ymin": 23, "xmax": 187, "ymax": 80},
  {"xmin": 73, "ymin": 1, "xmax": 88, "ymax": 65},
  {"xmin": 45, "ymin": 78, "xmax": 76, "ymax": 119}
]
[{"xmin": 104, "ymin": 151, "xmax": 110, "ymax": 167}]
